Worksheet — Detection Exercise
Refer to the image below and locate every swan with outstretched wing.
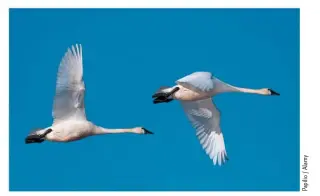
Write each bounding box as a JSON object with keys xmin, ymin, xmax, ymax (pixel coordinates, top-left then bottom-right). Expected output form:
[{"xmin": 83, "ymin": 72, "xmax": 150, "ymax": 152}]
[
  {"xmin": 152, "ymin": 72, "xmax": 279, "ymax": 165},
  {"xmin": 25, "ymin": 44, "xmax": 152, "ymax": 144}
]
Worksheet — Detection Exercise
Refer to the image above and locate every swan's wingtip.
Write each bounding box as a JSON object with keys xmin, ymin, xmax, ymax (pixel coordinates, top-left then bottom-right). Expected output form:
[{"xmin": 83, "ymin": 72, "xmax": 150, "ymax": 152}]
[{"xmin": 212, "ymin": 155, "xmax": 229, "ymax": 166}]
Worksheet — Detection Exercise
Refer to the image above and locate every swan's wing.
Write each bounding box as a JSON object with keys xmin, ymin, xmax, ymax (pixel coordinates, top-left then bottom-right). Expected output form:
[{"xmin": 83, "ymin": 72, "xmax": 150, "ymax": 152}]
[
  {"xmin": 176, "ymin": 72, "xmax": 239, "ymax": 93},
  {"xmin": 52, "ymin": 44, "xmax": 86, "ymax": 124},
  {"xmin": 176, "ymin": 72, "xmax": 214, "ymax": 92},
  {"xmin": 181, "ymin": 98, "xmax": 228, "ymax": 166}
]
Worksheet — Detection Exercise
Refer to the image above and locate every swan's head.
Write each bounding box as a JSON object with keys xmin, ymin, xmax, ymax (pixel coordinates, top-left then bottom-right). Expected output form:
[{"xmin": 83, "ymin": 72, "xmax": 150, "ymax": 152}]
[
  {"xmin": 260, "ymin": 88, "xmax": 280, "ymax": 96},
  {"xmin": 132, "ymin": 127, "xmax": 153, "ymax": 134}
]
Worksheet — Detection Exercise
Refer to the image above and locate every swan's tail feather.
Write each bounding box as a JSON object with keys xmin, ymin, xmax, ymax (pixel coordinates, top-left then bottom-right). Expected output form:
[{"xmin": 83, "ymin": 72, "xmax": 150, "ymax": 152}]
[
  {"xmin": 29, "ymin": 128, "xmax": 45, "ymax": 136},
  {"xmin": 155, "ymin": 86, "xmax": 171, "ymax": 93},
  {"xmin": 30, "ymin": 128, "xmax": 42, "ymax": 133}
]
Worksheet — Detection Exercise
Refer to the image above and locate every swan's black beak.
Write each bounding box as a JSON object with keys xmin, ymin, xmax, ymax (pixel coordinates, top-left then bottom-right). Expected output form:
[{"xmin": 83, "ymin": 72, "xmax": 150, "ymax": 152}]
[
  {"xmin": 142, "ymin": 128, "xmax": 153, "ymax": 134},
  {"xmin": 269, "ymin": 89, "xmax": 280, "ymax": 96},
  {"xmin": 25, "ymin": 135, "xmax": 45, "ymax": 144}
]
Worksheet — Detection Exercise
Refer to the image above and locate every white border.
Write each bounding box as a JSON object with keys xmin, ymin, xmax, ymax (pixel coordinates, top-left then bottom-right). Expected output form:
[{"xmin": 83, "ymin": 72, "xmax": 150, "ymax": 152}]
[
  {"xmin": 8, "ymin": 0, "xmax": 301, "ymax": 8},
  {"xmin": 2, "ymin": 0, "xmax": 319, "ymax": 195},
  {"xmin": 300, "ymin": 1, "xmax": 319, "ymax": 194}
]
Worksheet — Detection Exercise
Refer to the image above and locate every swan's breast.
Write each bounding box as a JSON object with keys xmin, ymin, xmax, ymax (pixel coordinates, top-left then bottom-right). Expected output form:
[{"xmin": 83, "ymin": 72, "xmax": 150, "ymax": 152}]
[{"xmin": 46, "ymin": 120, "xmax": 94, "ymax": 142}]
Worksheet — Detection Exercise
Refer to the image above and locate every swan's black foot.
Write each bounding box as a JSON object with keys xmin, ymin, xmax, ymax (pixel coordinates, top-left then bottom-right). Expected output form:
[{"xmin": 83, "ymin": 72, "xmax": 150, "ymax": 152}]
[
  {"xmin": 152, "ymin": 87, "xmax": 179, "ymax": 104},
  {"xmin": 142, "ymin": 128, "xmax": 154, "ymax": 134},
  {"xmin": 153, "ymin": 97, "xmax": 173, "ymax": 104},
  {"xmin": 25, "ymin": 128, "xmax": 53, "ymax": 144},
  {"xmin": 25, "ymin": 135, "xmax": 45, "ymax": 144},
  {"xmin": 152, "ymin": 92, "xmax": 167, "ymax": 98}
]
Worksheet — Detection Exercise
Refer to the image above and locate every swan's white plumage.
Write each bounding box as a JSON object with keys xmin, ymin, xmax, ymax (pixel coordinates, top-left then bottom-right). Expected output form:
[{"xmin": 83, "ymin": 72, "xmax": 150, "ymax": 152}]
[
  {"xmin": 176, "ymin": 71, "xmax": 239, "ymax": 95},
  {"xmin": 28, "ymin": 44, "xmax": 148, "ymax": 143},
  {"xmin": 176, "ymin": 72, "xmax": 214, "ymax": 92},
  {"xmin": 53, "ymin": 44, "xmax": 86, "ymax": 124},
  {"xmin": 181, "ymin": 98, "xmax": 227, "ymax": 166},
  {"xmin": 156, "ymin": 71, "xmax": 278, "ymax": 165},
  {"xmin": 175, "ymin": 72, "xmax": 229, "ymax": 165}
]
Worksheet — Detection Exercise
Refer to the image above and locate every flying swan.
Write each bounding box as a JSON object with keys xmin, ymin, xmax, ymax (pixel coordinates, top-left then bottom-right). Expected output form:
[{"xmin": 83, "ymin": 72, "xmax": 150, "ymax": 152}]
[
  {"xmin": 152, "ymin": 72, "xmax": 279, "ymax": 165},
  {"xmin": 25, "ymin": 44, "xmax": 153, "ymax": 144}
]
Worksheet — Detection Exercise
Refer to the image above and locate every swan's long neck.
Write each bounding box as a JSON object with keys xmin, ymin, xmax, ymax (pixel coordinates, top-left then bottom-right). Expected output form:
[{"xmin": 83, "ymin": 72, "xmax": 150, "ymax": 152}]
[
  {"xmin": 93, "ymin": 126, "xmax": 134, "ymax": 135},
  {"xmin": 212, "ymin": 78, "xmax": 267, "ymax": 95},
  {"xmin": 231, "ymin": 87, "xmax": 266, "ymax": 95}
]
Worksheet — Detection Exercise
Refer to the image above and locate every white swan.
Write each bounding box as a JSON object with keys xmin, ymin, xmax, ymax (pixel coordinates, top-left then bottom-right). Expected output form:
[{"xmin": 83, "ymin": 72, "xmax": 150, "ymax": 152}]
[
  {"xmin": 25, "ymin": 44, "xmax": 152, "ymax": 144},
  {"xmin": 152, "ymin": 72, "xmax": 279, "ymax": 165}
]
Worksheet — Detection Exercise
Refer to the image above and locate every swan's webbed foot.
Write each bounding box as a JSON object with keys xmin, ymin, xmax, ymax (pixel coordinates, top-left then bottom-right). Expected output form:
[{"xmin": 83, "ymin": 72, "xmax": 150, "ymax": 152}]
[
  {"xmin": 25, "ymin": 128, "xmax": 53, "ymax": 144},
  {"xmin": 152, "ymin": 92, "xmax": 167, "ymax": 98},
  {"xmin": 25, "ymin": 135, "xmax": 45, "ymax": 144},
  {"xmin": 152, "ymin": 87, "xmax": 179, "ymax": 104},
  {"xmin": 153, "ymin": 97, "xmax": 173, "ymax": 104}
]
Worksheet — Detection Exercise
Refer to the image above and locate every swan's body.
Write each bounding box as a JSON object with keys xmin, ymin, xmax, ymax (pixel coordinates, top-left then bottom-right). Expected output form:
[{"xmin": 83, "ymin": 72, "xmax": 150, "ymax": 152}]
[
  {"xmin": 26, "ymin": 44, "xmax": 152, "ymax": 144},
  {"xmin": 152, "ymin": 71, "xmax": 279, "ymax": 166},
  {"xmin": 44, "ymin": 120, "xmax": 94, "ymax": 142}
]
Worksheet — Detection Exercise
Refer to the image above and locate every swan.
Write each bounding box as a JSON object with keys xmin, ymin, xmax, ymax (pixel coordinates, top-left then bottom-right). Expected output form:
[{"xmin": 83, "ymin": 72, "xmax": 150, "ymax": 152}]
[
  {"xmin": 25, "ymin": 44, "xmax": 153, "ymax": 144},
  {"xmin": 152, "ymin": 72, "xmax": 279, "ymax": 165}
]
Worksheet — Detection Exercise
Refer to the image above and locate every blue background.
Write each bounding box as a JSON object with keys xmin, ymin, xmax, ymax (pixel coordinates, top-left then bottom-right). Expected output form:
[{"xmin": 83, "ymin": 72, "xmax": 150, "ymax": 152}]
[{"xmin": 9, "ymin": 9, "xmax": 300, "ymax": 191}]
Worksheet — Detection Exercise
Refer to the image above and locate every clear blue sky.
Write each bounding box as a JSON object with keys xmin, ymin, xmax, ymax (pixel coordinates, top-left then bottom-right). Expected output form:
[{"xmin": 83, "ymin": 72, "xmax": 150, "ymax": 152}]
[{"xmin": 9, "ymin": 9, "xmax": 299, "ymax": 191}]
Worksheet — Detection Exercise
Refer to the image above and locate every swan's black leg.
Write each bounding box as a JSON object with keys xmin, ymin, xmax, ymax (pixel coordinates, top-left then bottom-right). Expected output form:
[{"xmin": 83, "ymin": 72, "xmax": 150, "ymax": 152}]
[
  {"xmin": 152, "ymin": 87, "xmax": 179, "ymax": 104},
  {"xmin": 25, "ymin": 128, "xmax": 53, "ymax": 144},
  {"xmin": 40, "ymin": 128, "xmax": 53, "ymax": 137},
  {"xmin": 152, "ymin": 87, "xmax": 180, "ymax": 98},
  {"xmin": 153, "ymin": 97, "xmax": 174, "ymax": 104}
]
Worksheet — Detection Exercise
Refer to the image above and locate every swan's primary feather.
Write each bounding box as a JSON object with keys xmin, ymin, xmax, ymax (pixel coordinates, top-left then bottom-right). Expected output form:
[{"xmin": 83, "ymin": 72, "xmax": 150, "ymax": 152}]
[
  {"xmin": 53, "ymin": 44, "xmax": 86, "ymax": 124},
  {"xmin": 181, "ymin": 98, "xmax": 228, "ymax": 165}
]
